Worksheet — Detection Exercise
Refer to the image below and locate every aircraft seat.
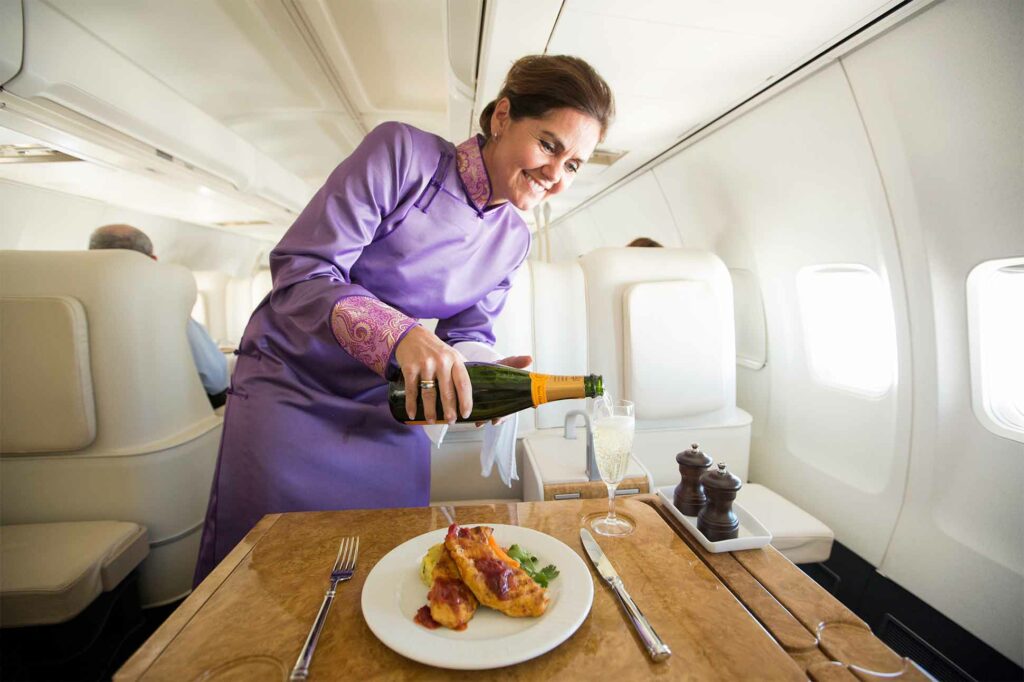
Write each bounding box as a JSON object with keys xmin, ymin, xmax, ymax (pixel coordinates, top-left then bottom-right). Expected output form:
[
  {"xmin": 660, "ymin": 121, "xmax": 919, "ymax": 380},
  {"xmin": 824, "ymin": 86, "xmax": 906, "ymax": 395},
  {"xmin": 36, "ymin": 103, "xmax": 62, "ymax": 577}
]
[
  {"xmin": 0, "ymin": 250, "xmax": 222, "ymax": 607},
  {"xmin": 0, "ymin": 521, "xmax": 149, "ymax": 627},
  {"xmin": 542, "ymin": 247, "xmax": 832, "ymax": 563}
]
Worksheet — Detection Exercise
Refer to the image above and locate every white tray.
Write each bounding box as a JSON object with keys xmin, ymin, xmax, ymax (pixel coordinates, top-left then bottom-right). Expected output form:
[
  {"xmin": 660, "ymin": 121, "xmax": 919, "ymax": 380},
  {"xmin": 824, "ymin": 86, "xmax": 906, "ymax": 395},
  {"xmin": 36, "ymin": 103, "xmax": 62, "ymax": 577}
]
[{"xmin": 656, "ymin": 485, "xmax": 772, "ymax": 553}]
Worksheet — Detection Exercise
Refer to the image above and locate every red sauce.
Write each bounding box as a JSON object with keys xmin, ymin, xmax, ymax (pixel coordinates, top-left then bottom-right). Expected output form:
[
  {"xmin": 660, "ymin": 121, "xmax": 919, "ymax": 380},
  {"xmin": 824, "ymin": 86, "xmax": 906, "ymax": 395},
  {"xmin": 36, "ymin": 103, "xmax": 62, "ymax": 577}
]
[
  {"xmin": 428, "ymin": 577, "xmax": 468, "ymax": 607},
  {"xmin": 414, "ymin": 605, "xmax": 440, "ymax": 629},
  {"xmin": 474, "ymin": 557, "xmax": 515, "ymax": 599}
]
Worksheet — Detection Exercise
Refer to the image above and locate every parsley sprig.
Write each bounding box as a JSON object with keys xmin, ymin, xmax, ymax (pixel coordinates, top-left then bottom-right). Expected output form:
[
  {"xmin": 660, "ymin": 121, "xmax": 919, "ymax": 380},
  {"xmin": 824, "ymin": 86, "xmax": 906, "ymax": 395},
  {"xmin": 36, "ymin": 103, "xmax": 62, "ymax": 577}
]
[{"xmin": 508, "ymin": 544, "xmax": 560, "ymax": 588}]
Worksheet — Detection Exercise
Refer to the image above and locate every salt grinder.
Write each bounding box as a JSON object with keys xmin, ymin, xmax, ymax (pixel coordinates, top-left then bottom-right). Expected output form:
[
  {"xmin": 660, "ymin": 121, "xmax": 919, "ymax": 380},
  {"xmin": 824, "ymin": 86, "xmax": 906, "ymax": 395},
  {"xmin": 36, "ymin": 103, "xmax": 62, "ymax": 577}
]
[
  {"xmin": 673, "ymin": 443, "xmax": 712, "ymax": 516},
  {"xmin": 697, "ymin": 463, "xmax": 742, "ymax": 541}
]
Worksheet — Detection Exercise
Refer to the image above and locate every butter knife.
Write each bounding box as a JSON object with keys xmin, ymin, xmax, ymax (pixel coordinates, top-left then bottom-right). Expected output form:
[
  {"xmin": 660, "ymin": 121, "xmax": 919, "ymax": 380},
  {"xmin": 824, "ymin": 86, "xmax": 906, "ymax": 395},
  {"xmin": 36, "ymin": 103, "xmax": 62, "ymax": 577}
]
[{"xmin": 580, "ymin": 528, "xmax": 671, "ymax": 662}]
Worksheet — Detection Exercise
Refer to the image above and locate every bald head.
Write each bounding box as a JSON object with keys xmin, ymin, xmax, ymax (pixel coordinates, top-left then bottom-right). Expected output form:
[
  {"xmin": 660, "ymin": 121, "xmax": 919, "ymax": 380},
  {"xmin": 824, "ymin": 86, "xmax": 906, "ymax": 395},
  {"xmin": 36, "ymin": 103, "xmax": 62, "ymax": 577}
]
[{"xmin": 88, "ymin": 224, "xmax": 155, "ymax": 258}]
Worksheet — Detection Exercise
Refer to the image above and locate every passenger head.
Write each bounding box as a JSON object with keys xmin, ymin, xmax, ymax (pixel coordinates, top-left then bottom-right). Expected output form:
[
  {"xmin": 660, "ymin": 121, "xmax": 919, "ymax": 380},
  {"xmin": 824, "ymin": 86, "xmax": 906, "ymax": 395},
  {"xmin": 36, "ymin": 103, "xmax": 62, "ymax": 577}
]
[
  {"xmin": 88, "ymin": 224, "xmax": 156, "ymax": 260},
  {"xmin": 479, "ymin": 55, "xmax": 614, "ymax": 211},
  {"xmin": 627, "ymin": 237, "xmax": 663, "ymax": 247}
]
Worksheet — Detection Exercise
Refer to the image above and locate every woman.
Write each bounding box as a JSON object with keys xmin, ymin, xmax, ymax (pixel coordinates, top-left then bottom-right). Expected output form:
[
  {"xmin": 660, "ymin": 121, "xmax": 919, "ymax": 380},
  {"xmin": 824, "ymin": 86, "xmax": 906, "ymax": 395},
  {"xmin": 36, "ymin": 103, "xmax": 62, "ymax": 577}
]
[{"xmin": 194, "ymin": 55, "xmax": 614, "ymax": 583}]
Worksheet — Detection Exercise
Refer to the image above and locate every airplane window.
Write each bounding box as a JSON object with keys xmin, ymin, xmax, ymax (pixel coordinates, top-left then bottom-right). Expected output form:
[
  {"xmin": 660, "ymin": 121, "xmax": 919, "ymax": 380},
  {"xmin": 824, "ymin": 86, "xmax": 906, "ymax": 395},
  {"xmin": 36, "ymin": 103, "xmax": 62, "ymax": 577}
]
[
  {"xmin": 796, "ymin": 265, "xmax": 897, "ymax": 397},
  {"xmin": 967, "ymin": 258, "xmax": 1024, "ymax": 443}
]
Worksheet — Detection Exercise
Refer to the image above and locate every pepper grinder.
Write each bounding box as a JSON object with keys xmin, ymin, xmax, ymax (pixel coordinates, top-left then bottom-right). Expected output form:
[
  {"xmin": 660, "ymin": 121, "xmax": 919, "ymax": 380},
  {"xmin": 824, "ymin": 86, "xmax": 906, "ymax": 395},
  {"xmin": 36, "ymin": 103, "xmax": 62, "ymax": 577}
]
[
  {"xmin": 697, "ymin": 463, "xmax": 742, "ymax": 541},
  {"xmin": 673, "ymin": 443, "xmax": 712, "ymax": 516}
]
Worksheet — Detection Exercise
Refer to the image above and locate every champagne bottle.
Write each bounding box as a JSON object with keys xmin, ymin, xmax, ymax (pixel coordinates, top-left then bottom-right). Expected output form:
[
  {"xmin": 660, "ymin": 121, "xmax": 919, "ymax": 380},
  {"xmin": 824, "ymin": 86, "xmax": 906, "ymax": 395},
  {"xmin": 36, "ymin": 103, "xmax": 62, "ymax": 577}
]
[{"xmin": 388, "ymin": 362, "xmax": 603, "ymax": 424}]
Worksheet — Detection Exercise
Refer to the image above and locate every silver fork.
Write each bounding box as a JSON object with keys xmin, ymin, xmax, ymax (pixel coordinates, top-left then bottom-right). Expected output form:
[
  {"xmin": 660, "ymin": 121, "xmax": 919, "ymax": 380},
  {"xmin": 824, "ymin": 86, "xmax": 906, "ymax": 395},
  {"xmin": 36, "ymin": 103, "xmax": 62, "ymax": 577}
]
[{"xmin": 290, "ymin": 536, "xmax": 360, "ymax": 680}]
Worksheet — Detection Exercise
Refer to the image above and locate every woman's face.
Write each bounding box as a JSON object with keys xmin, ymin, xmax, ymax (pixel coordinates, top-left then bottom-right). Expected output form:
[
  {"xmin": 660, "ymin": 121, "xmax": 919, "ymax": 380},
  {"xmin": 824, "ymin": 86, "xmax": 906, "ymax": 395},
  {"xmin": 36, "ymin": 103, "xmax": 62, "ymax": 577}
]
[{"xmin": 483, "ymin": 99, "xmax": 601, "ymax": 211}]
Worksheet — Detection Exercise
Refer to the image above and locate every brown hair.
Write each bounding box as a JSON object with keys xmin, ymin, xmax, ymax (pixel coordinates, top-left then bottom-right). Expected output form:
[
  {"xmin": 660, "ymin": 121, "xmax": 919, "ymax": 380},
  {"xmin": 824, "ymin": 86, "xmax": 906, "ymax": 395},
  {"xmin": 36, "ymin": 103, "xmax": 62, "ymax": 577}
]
[
  {"xmin": 627, "ymin": 237, "xmax": 663, "ymax": 248},
  {"xmin": 479, "ymin": 55, "xmax": 615, "ymax": 142}
]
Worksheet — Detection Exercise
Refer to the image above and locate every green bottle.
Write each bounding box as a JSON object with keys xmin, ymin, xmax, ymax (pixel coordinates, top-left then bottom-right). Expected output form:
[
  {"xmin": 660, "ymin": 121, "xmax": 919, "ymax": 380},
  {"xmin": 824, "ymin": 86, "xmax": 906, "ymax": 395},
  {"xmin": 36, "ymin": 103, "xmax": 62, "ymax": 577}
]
[{"xmin": 388, "ymin": 362, "xmax": 603, "ymax": 424}]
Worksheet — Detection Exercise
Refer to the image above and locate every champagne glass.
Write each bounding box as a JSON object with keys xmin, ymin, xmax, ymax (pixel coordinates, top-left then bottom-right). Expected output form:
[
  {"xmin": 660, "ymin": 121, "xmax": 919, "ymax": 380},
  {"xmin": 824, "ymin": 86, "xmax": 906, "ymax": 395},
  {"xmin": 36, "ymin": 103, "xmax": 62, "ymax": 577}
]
[{"xmin": 590, "ymin": 399, "xmax": 635, "ymax": 536}]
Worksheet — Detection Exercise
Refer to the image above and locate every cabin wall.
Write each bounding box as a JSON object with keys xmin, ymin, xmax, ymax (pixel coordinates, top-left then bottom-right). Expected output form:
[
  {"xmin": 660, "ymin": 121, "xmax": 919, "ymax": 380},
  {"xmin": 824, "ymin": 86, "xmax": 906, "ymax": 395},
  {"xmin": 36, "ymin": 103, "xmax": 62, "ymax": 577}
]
[
  {"xmin": 548, "ymin": 0, "xmax": 1022, "ymax": 665},
  {"xmin": 0, "ymin": 179, "xmax": 270, "ymax": 278},
  {"xmin": 840, "ymin": 0, "xmax": 1024, "ymax": 665}
]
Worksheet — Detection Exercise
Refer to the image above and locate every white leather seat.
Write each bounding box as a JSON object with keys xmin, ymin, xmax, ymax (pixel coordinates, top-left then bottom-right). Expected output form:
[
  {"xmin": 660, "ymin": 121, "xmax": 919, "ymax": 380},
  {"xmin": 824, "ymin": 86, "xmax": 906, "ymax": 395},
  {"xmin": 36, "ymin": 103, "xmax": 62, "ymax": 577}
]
[
  {"xmin": 578, "ymin": 247, "xmax": 755, "ymax": 479},
  {"xmin": 0, "ymin": 250, "xmax": 222, "ymax": 606},
  {"xmin": 0, "ymin": 522, "xmax": 149, "ymax": 627},
  {"xmin": 576, "ymin": 247, "xmax": 833, "ymax": 564}
]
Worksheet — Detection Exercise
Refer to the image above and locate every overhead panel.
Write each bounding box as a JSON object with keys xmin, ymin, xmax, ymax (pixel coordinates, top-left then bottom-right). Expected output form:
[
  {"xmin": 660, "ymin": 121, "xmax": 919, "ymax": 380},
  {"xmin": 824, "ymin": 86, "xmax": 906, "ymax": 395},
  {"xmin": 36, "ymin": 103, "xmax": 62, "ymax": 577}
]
[
  {"xmin": 543, "ymin": 0, "xmax": 896, "ymax": 219},
  {"xmin": 321, "ymin": 0, "xmax": 448, "ymax": 120},
  {"xmin": 0, "ymin": 0, "xmax": 23, "ymax": 85},
  {"xmin": 473, "ymin": 0, "xmax": 563, "ymax": 129}
]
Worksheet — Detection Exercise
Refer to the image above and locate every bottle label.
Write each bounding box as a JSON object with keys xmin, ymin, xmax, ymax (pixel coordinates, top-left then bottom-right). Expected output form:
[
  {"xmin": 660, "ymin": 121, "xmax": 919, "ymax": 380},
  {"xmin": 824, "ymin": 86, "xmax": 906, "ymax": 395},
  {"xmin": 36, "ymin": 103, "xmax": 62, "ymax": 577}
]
[{"xmin": 530, "ymin": 373, "xmax": 585, "ymax": 405}]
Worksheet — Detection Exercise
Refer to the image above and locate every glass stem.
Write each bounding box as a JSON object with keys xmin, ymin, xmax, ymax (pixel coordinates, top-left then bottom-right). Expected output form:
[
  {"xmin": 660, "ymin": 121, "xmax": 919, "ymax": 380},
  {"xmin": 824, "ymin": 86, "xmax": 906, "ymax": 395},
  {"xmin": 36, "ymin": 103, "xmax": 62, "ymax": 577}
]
[{"xmin": 607, "ymin": 483, "xmax": 618, "ymax": 520}]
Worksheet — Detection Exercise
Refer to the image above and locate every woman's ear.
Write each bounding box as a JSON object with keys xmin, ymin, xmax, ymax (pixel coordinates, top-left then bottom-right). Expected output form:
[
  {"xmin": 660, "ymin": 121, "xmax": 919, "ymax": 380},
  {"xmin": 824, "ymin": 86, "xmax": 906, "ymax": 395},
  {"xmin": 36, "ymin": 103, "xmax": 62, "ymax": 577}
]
[{"xmin": 491, "ymin": 97, "xmax": 511, "ymax": 138}]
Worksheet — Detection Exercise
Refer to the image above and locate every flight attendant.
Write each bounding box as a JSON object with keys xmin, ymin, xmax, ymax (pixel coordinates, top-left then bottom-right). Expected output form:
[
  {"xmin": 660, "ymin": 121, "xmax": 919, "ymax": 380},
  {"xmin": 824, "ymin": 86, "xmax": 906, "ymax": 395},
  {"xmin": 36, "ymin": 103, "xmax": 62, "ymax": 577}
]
[{"xmin": 194, "ymin": 55, "xmax": 614, "ymax": 583}]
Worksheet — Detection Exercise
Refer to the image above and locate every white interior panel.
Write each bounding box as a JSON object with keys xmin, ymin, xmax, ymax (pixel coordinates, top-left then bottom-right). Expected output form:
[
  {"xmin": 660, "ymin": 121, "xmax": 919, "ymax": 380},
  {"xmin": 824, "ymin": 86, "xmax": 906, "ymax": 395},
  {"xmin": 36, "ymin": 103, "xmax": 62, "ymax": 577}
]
[
  {"xmin": 649, "ymin": 63, "xmax": 912, "ymax": 564},
  {"xmin": 582, "ymin": 172, "xmax": 681, "ymax": 248},
  {"xmin": 0, "ymin": 0, "xmax": 22, "ymax": 85},
  {"xmin": 553, "ymin": 209, "xmax": 605, "ymax": 259},
  {"xmin": 842, "ymin": 0, "xmax": 1024, "ymax": 664},
  {"xmin": 730, "ymin": 268, "xmax": 767, "ymax": 370},
  {"xmin": 0, "ymin": 180, "xmax": 268, "ymax": 278}
]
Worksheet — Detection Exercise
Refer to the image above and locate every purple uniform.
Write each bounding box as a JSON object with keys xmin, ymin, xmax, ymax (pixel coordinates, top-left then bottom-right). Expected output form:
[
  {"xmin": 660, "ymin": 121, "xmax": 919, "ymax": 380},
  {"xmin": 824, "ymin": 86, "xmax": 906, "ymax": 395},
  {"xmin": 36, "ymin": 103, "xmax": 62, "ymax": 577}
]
[{"xmin": 194, "ymin": 122, "xmax": 529, "ymax": 583}]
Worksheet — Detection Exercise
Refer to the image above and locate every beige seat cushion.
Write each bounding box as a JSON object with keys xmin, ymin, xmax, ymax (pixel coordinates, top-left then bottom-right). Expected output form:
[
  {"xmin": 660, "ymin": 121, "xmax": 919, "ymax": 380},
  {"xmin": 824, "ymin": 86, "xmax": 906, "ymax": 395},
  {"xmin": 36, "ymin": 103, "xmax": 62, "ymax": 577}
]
[
  {"xmin": 737, "ymin": 484, "xmax": 834, "ymax": 564},
  {"xmin": 0, "ymin": 521, "xmax": 149, "ymax": 627},
  {"xmin": 0, "ymin": 296, "xmax": 96, "ymax": 454}
]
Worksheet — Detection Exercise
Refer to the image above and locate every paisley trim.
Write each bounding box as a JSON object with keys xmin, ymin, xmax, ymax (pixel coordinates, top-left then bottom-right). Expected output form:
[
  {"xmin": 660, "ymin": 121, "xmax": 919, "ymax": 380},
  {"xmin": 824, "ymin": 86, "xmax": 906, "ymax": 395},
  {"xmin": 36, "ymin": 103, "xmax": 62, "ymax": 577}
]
[
  {"xmin": 331, "ymin": 296, "xmax": 418, "ymax": 377},
  {"xmin": 455, "ymin": 134, "xmax": 492, "ymax": 212}
]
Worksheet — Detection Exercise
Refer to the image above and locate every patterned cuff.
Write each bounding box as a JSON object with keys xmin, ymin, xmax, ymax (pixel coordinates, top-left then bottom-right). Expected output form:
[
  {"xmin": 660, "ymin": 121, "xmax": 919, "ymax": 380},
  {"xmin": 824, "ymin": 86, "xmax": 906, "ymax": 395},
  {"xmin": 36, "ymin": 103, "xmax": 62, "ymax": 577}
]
[{"xmin": 331, "ymin": 296, "xmax": 418, "ymax": 377}]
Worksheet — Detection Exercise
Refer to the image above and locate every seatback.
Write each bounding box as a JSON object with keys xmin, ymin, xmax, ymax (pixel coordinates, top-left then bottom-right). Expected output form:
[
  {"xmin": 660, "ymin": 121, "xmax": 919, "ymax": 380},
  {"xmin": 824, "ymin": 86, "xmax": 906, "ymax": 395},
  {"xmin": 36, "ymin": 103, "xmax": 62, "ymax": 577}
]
[
  {"xmin": 0, "ymin": 250, "xmax": 222, "ymax": 605},
  {"xmin": 577, "ymin": 247, "xmax": 752, "ymax": 483}
]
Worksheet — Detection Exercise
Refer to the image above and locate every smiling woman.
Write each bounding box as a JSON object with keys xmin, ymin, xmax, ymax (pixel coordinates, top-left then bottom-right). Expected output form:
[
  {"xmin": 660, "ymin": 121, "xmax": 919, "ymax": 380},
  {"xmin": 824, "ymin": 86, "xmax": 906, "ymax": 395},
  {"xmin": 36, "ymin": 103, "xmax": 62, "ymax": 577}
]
[
  {"xmin": 478, "ymin": 55, "xmax": 615, "ymax": 211},
  {"xmin": 192, "ymin": 55, "xmax": 615, "ymax": 586}
]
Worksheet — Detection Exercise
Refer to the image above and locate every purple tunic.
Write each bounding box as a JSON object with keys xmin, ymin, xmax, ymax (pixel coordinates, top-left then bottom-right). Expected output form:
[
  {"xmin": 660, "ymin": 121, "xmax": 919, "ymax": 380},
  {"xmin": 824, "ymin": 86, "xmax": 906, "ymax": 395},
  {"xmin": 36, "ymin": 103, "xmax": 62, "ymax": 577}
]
[{"xmin": 194, "ymin": 123, "xmax": 529, "ymax": 582}]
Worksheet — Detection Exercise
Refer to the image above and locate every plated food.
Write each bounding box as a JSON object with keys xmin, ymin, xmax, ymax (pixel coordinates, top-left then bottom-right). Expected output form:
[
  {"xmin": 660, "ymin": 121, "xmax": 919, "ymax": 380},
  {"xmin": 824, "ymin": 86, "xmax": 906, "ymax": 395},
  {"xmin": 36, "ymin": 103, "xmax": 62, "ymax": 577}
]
[
  {"xmin": 414, "ymin": 524, "xmax": 557, "ymax": 631},
  {"xmin": 361, "ymin": 523, "xmax": 593, "ymax": 669}
]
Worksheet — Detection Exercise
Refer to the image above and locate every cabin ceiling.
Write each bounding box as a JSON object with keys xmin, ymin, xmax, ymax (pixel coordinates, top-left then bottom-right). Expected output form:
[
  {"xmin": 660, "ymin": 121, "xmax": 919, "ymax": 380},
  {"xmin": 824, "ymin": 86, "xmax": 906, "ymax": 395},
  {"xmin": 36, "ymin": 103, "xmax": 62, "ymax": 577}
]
[{"xmin": 2, "ymin": 0, "xmax": 896, "ymax": 237}]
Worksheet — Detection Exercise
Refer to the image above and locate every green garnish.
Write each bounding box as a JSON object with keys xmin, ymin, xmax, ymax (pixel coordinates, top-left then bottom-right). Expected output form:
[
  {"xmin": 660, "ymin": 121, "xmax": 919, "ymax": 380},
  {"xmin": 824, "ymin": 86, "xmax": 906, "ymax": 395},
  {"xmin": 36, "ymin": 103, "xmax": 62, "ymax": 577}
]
[{"xmin": 508, "ymin": 544, "xmax": 560, "ymax": 588}]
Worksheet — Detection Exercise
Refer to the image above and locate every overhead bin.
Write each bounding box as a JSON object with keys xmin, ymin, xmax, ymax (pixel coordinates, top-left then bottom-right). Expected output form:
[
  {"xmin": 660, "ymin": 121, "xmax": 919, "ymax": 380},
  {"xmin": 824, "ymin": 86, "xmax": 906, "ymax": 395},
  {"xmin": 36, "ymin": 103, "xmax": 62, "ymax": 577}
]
[
  {"xmin": 0, "ymin": 0, "xmax": 22, "ymax": 85},
  {"xmin": 1, "ymin": 0, "xmax": 310, "ymax": 217}
]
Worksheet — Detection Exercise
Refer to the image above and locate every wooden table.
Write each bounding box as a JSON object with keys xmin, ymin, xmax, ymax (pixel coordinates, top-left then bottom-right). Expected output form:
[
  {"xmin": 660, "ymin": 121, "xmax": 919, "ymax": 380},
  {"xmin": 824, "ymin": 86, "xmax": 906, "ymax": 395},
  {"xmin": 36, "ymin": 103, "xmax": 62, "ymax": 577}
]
[{"xmin": 116, "ymin": 497, "xmax": 930, "ymax": 681}]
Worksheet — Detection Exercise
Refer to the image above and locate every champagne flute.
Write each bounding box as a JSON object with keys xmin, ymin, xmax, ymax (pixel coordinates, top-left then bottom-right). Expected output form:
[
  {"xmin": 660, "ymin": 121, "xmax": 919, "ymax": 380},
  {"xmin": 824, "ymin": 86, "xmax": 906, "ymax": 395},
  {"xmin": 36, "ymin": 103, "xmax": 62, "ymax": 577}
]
[{"xmin": 590, "ymin": 399, "xmax": 635, "ymax": 536}]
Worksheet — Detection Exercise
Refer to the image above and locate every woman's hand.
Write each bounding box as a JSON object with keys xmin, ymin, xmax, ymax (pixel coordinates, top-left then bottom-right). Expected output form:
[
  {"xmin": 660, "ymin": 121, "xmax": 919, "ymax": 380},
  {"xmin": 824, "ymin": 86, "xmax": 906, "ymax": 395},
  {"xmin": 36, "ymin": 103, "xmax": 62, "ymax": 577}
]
[
  {"xmin": 394, "ymin": 326, "xmax": 472, "ymax": 424},
  {"xmin": 476, "ymin": 355, "xmax": 533, "ymax": 427}
]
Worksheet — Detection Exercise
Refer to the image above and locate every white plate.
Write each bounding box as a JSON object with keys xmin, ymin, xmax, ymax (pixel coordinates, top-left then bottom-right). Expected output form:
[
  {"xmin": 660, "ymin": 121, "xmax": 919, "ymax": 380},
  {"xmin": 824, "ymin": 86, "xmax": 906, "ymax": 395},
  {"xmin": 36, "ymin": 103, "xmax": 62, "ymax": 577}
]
[
  {"xmin": 360, "ymin": 524, "xmax": 594, "ymax": 670},
  {"xmin": 656, "ymin": 485, "xmax": 773, "ymax": 553}
]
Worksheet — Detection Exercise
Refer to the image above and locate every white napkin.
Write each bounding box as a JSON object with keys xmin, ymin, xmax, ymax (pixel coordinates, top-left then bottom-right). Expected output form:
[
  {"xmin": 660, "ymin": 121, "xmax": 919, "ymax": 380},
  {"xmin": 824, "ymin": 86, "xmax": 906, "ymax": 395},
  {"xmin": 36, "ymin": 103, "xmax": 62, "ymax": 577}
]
[{"xmin": 421, "ymin": 341, "xmax": 519, "ymax": 486}]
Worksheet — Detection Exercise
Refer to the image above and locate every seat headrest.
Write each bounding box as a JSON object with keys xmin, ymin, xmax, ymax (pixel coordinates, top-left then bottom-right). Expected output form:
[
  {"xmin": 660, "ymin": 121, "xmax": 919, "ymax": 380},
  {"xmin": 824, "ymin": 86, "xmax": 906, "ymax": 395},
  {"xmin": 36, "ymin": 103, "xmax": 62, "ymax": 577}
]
[
  {"xmin": 623, "ymin": 281, "xmax": 727, "ymax": 419},
  {"xmin": 579, "ymin": 247, "xmax": 737, "ymax": 418},
  {"xmin": 1, "ymin": 296, "xmax": 96, "ymax": 453}
]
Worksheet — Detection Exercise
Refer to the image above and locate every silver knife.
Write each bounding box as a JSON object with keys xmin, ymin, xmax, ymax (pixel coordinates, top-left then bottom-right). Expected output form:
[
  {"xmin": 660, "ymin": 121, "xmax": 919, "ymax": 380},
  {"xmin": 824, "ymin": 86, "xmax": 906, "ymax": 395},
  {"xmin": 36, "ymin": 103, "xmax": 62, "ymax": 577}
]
[{"xmin": 580, "ymin": 528, "xmax": 672, "ymax": 662}]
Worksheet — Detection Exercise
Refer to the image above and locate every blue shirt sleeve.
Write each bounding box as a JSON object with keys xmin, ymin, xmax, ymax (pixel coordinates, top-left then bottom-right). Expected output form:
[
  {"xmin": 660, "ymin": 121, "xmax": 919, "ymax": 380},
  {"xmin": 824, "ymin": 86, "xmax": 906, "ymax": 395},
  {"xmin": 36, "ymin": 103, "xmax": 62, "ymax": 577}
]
[{"xmin": 186, "ymin": 318, "xmax": 229, "ymax": 394}]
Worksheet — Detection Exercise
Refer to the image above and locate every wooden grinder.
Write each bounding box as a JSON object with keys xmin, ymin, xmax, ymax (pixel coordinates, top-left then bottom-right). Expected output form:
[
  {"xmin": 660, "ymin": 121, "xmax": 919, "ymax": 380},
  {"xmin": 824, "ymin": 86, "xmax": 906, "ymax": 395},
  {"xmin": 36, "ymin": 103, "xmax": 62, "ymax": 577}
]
[
  {"xmin": 697, "ymin": 462, "xmax": 742, "ymax": 541},
  {"xmin": 673, "ymin": 443, "xmax": 712, "ymax": 516}
]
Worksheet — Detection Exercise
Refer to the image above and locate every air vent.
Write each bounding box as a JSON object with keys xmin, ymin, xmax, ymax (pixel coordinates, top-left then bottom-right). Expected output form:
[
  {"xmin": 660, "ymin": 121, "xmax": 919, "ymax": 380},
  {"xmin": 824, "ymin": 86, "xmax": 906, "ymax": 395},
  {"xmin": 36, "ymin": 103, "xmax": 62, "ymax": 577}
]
[
  {"xmin": 877, "ymin": 615, "xmax": 973, "ymax": 682},
  {"xmin": 0, "ymin": 145, "xmax": 81, "ymax": 164},
  {"xmin": 214, "ymin": 220, "xmax": 272, "ymax": 227},
  {"xmin": 589, "ymin": 148, "xmax": 628, "ymax": 166}
]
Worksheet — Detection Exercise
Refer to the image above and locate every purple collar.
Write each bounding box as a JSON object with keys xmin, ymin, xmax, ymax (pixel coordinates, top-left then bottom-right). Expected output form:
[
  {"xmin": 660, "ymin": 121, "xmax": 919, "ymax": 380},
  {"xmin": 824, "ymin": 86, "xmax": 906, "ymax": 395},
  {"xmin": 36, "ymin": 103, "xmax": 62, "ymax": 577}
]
[{"xmin": 455, "ymin": 134, "xmax": 493, "ymax": 213}]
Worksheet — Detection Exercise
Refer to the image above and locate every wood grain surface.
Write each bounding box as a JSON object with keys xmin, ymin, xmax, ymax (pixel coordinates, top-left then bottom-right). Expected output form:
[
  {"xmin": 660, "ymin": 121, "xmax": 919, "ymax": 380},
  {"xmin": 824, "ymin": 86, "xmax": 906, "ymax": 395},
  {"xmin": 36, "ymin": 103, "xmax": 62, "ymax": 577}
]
[
  {"xmin": 116, "ymin": 499, "xmax": 804, "ymax": 681},
  {"xmin": 542, "ymin": 475, "xmax": 650, "ymax": 500},
  {"xmin": 644, "ymin": 496, "xmax": 930, "ymax": 682}
]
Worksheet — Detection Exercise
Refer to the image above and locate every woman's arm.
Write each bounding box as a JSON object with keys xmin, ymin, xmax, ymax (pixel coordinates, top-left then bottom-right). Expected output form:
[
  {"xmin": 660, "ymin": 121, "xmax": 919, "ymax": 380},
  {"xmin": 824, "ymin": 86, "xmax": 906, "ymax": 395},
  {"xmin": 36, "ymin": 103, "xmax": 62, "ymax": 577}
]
[{"xmin": 267, "ymin": 122, "xmax": 421, "ymax": 375}]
